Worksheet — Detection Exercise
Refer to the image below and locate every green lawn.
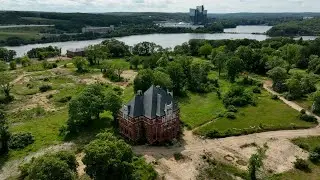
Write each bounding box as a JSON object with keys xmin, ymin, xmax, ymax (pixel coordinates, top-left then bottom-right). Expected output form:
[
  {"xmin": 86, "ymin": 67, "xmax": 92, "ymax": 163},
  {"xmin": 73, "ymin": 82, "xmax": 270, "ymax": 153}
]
[
  {"xmin": 5, "ymin": 109, "xmax": 67, "ymax": 160},
  {"xmin": 269, "ymin": 136, "xmax": 320, "ymax": 180},
  {"xmin": 195, "ymin": 90, "xmax": 315, "ymax": 136},
  {"xmin": 179, "ymin": 92, "xmax": 226, "ymax": 129}
]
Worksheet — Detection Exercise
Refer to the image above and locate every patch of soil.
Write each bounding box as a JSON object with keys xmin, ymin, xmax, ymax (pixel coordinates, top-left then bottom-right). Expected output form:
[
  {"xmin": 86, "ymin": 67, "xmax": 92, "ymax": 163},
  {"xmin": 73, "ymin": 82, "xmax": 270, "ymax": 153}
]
[
  {"xmin": 15, "ymin": 90, "xmax": 58, "ymax": 112},
  {"xmin": 76, "ymin": 153, "xmax": 86, "ymax": 177}
]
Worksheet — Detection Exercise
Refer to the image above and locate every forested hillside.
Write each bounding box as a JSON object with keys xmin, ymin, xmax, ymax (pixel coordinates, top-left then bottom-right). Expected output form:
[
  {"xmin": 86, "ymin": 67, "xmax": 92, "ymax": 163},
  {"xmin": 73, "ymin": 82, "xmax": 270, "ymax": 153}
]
[{"xmin": 267, "ymin": 18, "xmax": 320, "ymax": 37}]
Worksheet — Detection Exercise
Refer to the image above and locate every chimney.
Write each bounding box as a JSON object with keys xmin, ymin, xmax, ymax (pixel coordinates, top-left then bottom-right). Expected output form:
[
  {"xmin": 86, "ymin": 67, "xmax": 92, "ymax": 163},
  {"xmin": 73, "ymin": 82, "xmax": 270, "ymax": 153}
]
[
  {"xmin": 137, "ymin": 90, "xmax": 143, "ymax": 96},
  {"xmin": 167, "ymin": 89, "xmax": 173, "ymax": 97},
  {"xmin": 156, "ymin": 93, "xmax": 161, "ymax": 116}
]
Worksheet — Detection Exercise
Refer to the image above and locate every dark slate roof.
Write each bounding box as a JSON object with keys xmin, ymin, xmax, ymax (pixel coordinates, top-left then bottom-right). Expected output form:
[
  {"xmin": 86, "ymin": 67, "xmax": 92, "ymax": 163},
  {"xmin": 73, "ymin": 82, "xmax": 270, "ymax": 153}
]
[{"xmin": 121, "ymin": 85, "xmax": 178, "ymax": 119}]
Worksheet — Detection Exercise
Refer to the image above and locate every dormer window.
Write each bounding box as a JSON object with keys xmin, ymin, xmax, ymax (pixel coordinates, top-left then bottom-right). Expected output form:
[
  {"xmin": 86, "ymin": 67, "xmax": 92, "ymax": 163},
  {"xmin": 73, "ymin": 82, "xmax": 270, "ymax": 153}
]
[
  {"xmin": 165, "ymin": 102, "xmax": 173, "ymax": 117},
  {"xmin": 123, "ymin": 105, "xmax": 129, "ymax": 120}
]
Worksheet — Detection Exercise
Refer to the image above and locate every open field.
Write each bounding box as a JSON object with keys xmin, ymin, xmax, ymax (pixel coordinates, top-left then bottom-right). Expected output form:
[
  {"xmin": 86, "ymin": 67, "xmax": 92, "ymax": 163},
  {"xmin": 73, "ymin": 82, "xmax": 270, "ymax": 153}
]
[
  {"xmin": 0, "ymin": 27, "xmax": 52, "ymax": 40},
  {"xmin": 179, "ymin": 92, "xmax": 225, "ymax": 129}
]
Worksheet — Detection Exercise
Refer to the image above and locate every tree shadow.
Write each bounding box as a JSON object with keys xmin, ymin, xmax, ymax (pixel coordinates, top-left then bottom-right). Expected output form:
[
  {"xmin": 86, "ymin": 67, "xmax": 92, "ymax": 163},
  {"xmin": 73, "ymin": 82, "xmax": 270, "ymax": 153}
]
[
  {"xmin": 63, "ymin": 116, "xmax": 115, "ymax": 149},
  {"xmin": 0, "ymin": 154, "xmax": 9, "ymax": 169}
]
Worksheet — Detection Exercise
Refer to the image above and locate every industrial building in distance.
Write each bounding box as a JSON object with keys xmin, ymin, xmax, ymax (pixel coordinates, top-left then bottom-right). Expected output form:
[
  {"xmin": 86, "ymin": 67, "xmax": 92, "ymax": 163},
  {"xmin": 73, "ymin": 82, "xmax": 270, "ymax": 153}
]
[
  {"xmin": 190, "ymin": 5, "xmax": 208, "ymax": 25},
  {"xmin": 82, "ymin": 25, "xmax": 115, "ymax": 34}
]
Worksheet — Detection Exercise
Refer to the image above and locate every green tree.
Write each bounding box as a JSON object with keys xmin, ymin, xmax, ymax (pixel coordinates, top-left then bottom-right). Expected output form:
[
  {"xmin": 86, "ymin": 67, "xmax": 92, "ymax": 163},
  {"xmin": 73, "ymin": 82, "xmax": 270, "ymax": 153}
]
[
  {"xmin": 248, "ymin": 148, "xmax": 266, "ymax": 180},
  {"xmin": 156, "ymin": 55, "xmax": 169, "ymax": 68},
  {"xmin": 0, "ymin": 112, "xmax": 11, "ymax": 155},
  {"xmin": 153, "ymin": 70, "xmax": 173, "ymax": 90},
  {"xmin": 236, "ymin": 46, "xmax": 254, "ymax": 71},
  {"xmin": 0, "ymin": 61, "xmax": 8, "ymax": 72},
  {"xmin": 21, "ymin": 56, "xmax": 31, "ymax": 67},
  {"xmin": 133, "ymin": 69, "xmax": 154, "ymax": 93},
  {"xmin": 166, "ymin": 61, "xmax": 186, "ymax": 95},
  {"xmin": 130, "ymin": 55, "xmax": 141, "ymax": 70},
  {"xmin": 226, "ymin": 57, "xmax": 243, "ymax": 82},
  {"xmin": 189, "ymin": 60, "xmax": 211, "ymax": 93},
  {"xmin": 67, "ymin": 84, "xmax": 106, "ymax": 133},
  {"xmin": 199, "ymin": 43, "xmax": 213, "ymax": 59},
  {"xmin": 73, "ymin": 56, "xmax": 88, "ymax": 72},
  {"xmin": 104, "ymin": 91, "xmax": 122, "ymax": 122},
  {"xmin": 86, "ymin": 44, "xmax": 109, "ymax": 65},
  {"xmin": 213, "ymin": 52, "xmax": 227, "ymax": 77},
  {"xmin": 20, "ymin": 151, "xmax": 77, "ymax": 180},
  {"xmin": 113, "ymin": 61, "xmax": 128, "ymax": 81},
  {"xmin": 312, "ymin": 91, "xmax": 320, "ymax": 113},
  {"xmin": 9, "ymin": 61, "xmax": 16, "ymax": 70},
  {"xmin": 83, "ymin": 135, "xmax": 134, "ymax": 180},
  {"xmin": 280, "ymin": 44, "xmax": 302, "ymax": 73},
  {"xmin": 0, "ymin": 72, "xmax": 13, "ymax": 98},
  {"xmin": 211, "ymin": 45, "xmax": 226, "ymax": 60}
]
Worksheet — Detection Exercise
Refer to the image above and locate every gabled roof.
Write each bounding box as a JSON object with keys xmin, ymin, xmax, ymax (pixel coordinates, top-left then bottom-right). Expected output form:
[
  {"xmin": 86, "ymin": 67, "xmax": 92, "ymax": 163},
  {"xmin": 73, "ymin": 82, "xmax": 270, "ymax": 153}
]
[{"xmin": 121, "ymin": 85, "xmax": 177, "ymax": 119}]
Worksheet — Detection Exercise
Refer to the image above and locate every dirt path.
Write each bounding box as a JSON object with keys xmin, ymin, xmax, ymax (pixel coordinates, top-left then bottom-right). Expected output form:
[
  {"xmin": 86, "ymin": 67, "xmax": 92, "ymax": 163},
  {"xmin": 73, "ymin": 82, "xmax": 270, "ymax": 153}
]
[
  {"xmin": 133, "ymin": 80, "xmax": 320, "ymax": 180},
  {"xmin": 0, "ymin": 143, "xmax": 75, "ymax": 180}
]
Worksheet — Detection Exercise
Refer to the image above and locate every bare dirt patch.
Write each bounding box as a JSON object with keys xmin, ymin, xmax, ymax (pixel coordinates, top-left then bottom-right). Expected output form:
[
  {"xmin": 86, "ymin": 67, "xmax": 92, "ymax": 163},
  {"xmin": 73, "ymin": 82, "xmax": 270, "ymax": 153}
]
[
  {"xmin": 76, "ymin": 153, "xmax": 86, "ymax": 177},
  {"xmin": 15, "ymin": 90, "xmax": 59, "ymax": 112}
]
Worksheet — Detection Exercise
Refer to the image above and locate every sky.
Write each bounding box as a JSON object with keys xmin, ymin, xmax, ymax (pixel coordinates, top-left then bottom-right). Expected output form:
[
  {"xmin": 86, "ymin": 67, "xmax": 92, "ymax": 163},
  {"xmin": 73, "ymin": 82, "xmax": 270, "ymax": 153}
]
[{"xmin": 0, "ymin": 0, "xmax": 320, "ymax": 13}]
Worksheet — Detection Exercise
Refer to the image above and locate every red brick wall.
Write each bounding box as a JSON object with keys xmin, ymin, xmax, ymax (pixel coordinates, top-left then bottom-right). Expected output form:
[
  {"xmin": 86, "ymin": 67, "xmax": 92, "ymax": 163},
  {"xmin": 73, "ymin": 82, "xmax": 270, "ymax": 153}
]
[{"xmin": 118, "ymin": 110, "xmax": 180, "ymax": 144}]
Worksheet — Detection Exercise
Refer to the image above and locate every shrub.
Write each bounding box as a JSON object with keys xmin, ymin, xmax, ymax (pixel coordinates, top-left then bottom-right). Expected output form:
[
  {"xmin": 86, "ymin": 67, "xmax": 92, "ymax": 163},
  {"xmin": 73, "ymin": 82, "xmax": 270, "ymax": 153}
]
[
  {"xmin": 252, "ymin": 87, "xmax": 261, "ymax": 94},
  {"xmin": 52, "ymin": 63, "xmax": 58, "ymax": 68},
  {"xmin": 223, "ymin": 86, "xmax": 254, "ymax": 107},
  {"xmin": 309, "ymin": 146, "xmax": 320, "ymax": 164},
  {"xmin": 9, "ymin": 132, "xmax": 35, "ymax": 149},
  {"xmin": 300, "ymin": 109, "xmax": 306, "ymax": 114},
  {"xmin": 294, "ymin": 158, "xmax": 311, "ymax": 172},
  {"xmin": 227, "ymin": 105, "xmax": 238, "ymax": 113},
  {"xmin": 226, "ymin": 112, "xmax": 236, "ymax": 119},
  {"xmin": 300, "ymin": 114, "xmax": 318, "ymax": 123},
  {"xmin": 58, "ymin": 96, "xmax": 72, "ymax": 103},
  {"xmin": 173, "ymin": 152, "xmax": 184, "ymax": 160},
  {"xmin": 9, "ymin": 61, "xmax": 16, "ymax": 70},
  {"xmin": 271, "ymin": 94, "xmax": 279, "ymax": 100},
  {"xmin": 39, "ymin": 84, "xmax": 52, "ymax": 92},
  {"xmin": 206, "ymin": 130, "xmax": 221, "ymax": 138},
  {"xmin": 19, "ymin": 151, "xmax": 77, "ymax": 180},
  {"xmin": 296, "ymin": 142, "xmax": 310, "ymax": 151}
]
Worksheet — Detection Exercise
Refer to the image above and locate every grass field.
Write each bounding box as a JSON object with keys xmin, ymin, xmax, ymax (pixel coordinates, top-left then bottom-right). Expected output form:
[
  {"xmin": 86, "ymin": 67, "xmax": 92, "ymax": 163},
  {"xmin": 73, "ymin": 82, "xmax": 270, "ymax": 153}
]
[
  {"xmin": 179, "ymin": 92, "xmax": 225, "ymax": 129},
  {"xmin": 0, "ymin": 27, "xmax": 52, "ymax": 40},
  {"xmin": 6, "ymin": 109, "xmax": 67, "ymax": 160},
  {"xmin": 195, "ymin": 90, "xmax": 314, "ymax": 136},
  {"xmin": 269, "ymin": 136, "xmax": 320, "ymax": 180}
]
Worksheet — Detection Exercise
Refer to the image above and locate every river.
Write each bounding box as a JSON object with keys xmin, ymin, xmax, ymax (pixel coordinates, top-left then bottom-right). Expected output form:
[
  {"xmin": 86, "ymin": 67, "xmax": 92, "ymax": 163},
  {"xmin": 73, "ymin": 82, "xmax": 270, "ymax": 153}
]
[{"xmin": 3, "ymin": 26, "xmax": 318, "ymax": 57}]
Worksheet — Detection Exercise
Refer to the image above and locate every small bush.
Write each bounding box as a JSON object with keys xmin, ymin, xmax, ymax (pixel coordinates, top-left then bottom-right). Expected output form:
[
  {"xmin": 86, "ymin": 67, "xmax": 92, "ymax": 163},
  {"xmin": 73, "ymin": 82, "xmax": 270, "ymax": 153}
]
[
  {"xmin": 294, "ymin": 158, "xmax": 311, "ymax": 172},
  {"xmin": 46, "ymin": 94, "xmax": 53, "ymax": 99},
  {"xmin": 173, "ymin": 152, "xmax": 184, "ymax": 161},
  {"xmin": 52, "ymin": 63, "xmax": 58, "ymax": 68},
  {"xmin": 39, "ymin": 84, "xmax": 52, "ymax": 92},
  {"xmin": 9, "ymin": 132, "xmax": 35, "ymax": 149},
  {"xmin": 300, "ymin": 109, "xmax": 306, "ymax": 114},
  {"xmin": 296, "ymin": 142, "xmax": 310, "ymax": 151},
  {"xmin": 309, "ymin": 146, "xmax": 320, "ymax": 164},
  {"xmin": 300, "ymin": 114, "xmax": 318, "ymax": 123},
  {"xmin": 9, "ymin": 61, "xmax": 17, "ymax": 70},
  {"xmin": 252, "ymin": 87, "xmax": 261, "ymax": 94},
  {"xmin": 58, "ymin": 96, "xmax": 72, "ymax": 103},
  {"xmin": 223, "ymin": 86, "xmax": 254, "ymax": 107},
  {"xmin": 227, "ymin": 105, "xmax": 238, "ymax": 113},
  {"xmin": 271, "ymin": 94, "xmax": 279, "ymax": 100},
  {"xmin": 226, "ymin": 112, "xmax": 236, "ymax": 119},
  {"xmin": 206, "ymin": 130, "xmax": 221, "ymax": 138}
]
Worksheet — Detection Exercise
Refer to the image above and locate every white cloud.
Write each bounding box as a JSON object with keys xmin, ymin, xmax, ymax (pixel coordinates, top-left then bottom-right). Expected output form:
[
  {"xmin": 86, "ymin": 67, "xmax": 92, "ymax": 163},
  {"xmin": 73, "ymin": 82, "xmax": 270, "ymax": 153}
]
[{"xmin": 0, "ymin": 0, "xmax": 320, "ymax": 12}]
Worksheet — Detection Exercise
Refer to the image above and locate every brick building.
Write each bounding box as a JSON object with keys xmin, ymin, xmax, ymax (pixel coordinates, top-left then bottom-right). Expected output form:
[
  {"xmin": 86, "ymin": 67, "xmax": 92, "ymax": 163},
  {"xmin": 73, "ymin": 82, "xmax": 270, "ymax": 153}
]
[{"xmin": 118, "ymin": 85, "xmax": 180, "ymax": 144}]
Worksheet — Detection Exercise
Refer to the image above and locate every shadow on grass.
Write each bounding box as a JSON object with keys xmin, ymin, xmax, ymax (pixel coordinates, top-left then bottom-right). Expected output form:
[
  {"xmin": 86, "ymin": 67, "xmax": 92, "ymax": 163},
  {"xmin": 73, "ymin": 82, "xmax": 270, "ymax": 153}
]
[
  {"xmin": 0, "ymin": 154, "xmax": 9, "ymax": 169},
  {"xmin": 63, "ymin": 116, "xmax": 115, "ymax": 150}
]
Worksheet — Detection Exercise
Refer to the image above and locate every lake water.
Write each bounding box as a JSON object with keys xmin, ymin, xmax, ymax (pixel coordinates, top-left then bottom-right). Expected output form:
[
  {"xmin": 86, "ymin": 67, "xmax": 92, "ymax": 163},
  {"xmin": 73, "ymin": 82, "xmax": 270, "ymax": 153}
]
[
  {"xmin": 3, "ymin": 26, "xmax": 318, "ymax": 57},
  {"xmin": 224, "ymin": 25, "xmax": 273, "ymax": 34}
]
